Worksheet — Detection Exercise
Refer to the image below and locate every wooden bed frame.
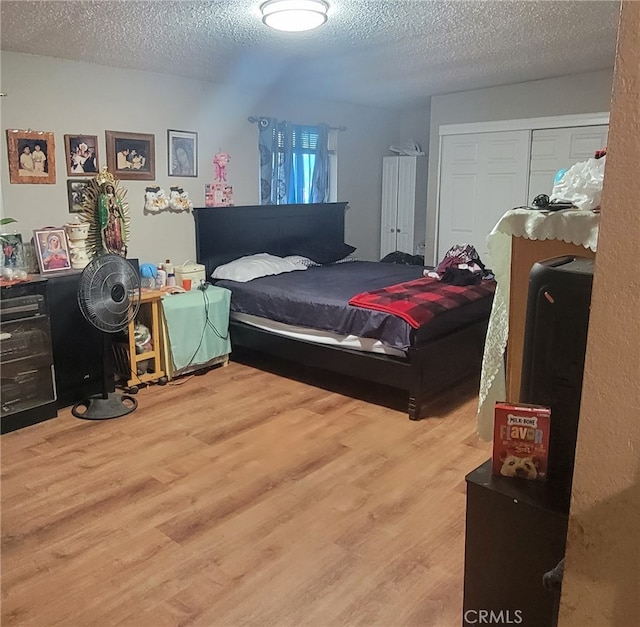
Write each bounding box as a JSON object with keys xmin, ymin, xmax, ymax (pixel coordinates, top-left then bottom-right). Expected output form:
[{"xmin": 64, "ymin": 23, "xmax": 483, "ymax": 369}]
[{"xmin": 194, "ymin": 203, "xmax": 489, "ymax": 420}]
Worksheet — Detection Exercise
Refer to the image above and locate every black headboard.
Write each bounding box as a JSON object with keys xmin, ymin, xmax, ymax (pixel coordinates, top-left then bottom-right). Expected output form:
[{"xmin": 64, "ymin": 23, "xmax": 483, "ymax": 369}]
[{"xmin": 194, "ymin": 202, "xmax": 348, "ymax": 278}]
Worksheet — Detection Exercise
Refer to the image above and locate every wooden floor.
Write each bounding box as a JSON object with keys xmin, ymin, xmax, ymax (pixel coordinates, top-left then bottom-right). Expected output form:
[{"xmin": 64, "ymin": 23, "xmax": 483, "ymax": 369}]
[{"xmin": 1, "ymin": 359, "xmax": 490, "ymax": 627}]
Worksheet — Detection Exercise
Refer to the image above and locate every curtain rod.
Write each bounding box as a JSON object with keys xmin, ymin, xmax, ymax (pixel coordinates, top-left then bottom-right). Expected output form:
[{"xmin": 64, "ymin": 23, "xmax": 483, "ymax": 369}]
[{"xmin": 247, "ymin": 116, "xmax": 346, "ymax": 132}]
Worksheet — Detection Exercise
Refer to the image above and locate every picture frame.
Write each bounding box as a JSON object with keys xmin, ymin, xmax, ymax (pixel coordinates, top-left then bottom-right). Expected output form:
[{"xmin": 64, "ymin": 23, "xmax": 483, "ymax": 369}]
[
  {"xmin": 33, "ymin": 228, "xmax": 72, "ymax": 274},
  {"xmin": 64, "ymin": 134, "xmax": 99, "ymax": 176},
  {"xmin": 6, "ymin": 129, "xmax": 56, "ymax": 184},
  {"xmin": 67, "ymin": 179, "xmax": 90, "ymax": 213},
  {"xmin": 168, "ymin": 129, "xmax": 198, "ymax": 177},
  {"xmin": 105, "ymin": 130, "xmax": 155, "ymax": 180},
  {"xmin": 1, "ymin": 233, "xmax": 23, "ymax": 269}
]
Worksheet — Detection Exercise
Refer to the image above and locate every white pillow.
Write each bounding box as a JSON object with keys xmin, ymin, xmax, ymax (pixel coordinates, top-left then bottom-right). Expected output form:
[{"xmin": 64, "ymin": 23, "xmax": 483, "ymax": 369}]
[
  {"xmin": 212, "ymin": 253, "xmax": 307, "ymax": 282},
  {"xmin": 331, "ymin": 254, "xmax": 358, "ymax": 264},
  {"xmin": 283, "ymin": 255, "xmax": 320, "ymax": 268}
]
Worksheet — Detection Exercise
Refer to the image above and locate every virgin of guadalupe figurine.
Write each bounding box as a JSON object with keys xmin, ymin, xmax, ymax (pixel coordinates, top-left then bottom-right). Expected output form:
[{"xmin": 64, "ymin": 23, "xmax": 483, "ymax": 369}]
[
  {"xmin": 78, "ymin": 168, "xmax": 131, "ymax": 260},
  {"xmin": 98, "ymin": 182, "xmax": 126, "ymax": 254}
]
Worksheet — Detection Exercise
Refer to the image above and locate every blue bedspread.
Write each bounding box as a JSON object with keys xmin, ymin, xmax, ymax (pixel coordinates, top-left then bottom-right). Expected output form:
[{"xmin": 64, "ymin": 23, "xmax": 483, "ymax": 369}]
[{"xmin": 214, "ymin": 262, "xmax": 493, "ymax": 352}]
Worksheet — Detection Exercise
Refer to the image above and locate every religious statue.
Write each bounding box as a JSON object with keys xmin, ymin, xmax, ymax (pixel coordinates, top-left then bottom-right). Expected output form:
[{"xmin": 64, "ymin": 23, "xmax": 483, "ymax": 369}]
[
  {"xmin": 78, "ymin": 167, "xmax": 131, "ymax": 259},
  {"xmin": 98, "ymin": 182, "xmax": 126, "ymax": 254}
]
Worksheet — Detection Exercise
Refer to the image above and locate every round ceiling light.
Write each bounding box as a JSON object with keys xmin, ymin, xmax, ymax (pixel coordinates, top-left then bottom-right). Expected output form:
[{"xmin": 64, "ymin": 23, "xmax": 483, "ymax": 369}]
[{"xmin": 260, "ymin": 0, "xmax": 329, "ymax": 32}]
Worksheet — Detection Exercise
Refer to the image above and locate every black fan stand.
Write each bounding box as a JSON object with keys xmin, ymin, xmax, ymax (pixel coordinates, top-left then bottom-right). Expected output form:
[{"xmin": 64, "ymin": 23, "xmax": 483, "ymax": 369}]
[{"xmin": 72, "ymin": 333, "xmax": 138, "ymax": 420}]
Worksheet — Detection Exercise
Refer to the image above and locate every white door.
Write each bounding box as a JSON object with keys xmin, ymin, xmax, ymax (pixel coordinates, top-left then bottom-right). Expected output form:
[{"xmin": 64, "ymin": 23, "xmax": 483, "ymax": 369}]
[
  {"xmin": 380, "ymin": 157, "xmax": 399, "ymax": 258},
  {"xmin": 437, "ymin": 130, "xmax": 530, "ymax": 265},
  {"xmin": 528, "ymin": 125, "xmax": 609, "ymax": 199},
  {"xmin": 395, "ymin": 157, "xmax": 417, "ymax": 254}
]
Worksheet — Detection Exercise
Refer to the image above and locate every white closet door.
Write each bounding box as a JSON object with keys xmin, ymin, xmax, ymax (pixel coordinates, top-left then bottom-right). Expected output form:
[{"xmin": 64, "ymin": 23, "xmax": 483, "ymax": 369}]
[
  {"xmin": 528, "ymin": 125, "xmax": 609, "ymax": 199},
  {"xmin": 438, "ymin": 130, "xmax": 530, "ymax": 264},
  {"xmin": 395, "ymin": 157, "xmax": 417, "ymax": 254},
  {"xmin": 380, "ymin": 157, "xmax": 399, "ymax": 258}
]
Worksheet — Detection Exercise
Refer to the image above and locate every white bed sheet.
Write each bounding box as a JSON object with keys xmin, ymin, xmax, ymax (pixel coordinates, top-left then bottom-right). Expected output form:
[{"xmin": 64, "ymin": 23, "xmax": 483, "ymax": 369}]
[{"xmin": 231, "ymin": 312, "xmax": 407, "ymax": 358}]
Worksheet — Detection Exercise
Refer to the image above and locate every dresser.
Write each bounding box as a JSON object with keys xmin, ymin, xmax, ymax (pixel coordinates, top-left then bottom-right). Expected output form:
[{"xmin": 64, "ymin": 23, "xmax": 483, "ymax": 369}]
[
  {"xmin": 463, "ymin": 460, "xmax": 568, "ymax": 627},
  {"xmin": 476, "ymin": 208, "xmax": 599, "ymax": 440},
  {"xmin": 1, "ymin": 278, "xmax": 58, "ymax": 433},
  {"xmin": 47, "ymin": 272, "xmax": 110, "ymax": 407}
]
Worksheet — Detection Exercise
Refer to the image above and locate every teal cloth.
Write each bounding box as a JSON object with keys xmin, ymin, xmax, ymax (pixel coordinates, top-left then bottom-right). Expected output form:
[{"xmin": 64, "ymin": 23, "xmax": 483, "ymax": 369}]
[{"xmin": 162, "ymin": 287, "xmax": 231, "ymax": 371}]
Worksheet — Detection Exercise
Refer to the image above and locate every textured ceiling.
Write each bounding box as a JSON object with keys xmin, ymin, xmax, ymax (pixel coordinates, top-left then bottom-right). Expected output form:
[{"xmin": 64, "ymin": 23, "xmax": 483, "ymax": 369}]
[{"xmin": 0, "ymin": 0, "xmax": 620, "ymax": 110}]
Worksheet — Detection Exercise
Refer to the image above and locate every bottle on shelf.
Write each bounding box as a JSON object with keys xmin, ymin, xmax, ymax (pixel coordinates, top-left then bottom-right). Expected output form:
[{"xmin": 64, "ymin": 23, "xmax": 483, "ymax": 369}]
[
  {"xmin": 156, "ymin": 265, "xmax": 167, "ymax": 289},
  {"xmin": 167, "ymin": 273, "xmax": 176, "ymax": 287}
]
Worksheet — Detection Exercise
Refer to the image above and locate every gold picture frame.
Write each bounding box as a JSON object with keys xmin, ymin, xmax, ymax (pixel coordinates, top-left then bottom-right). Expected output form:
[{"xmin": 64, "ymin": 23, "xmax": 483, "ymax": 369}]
[
  {"xmin": 105, "ymin": 130, "xmax": 155, "ymax": 181},
  {"xmin": 6, "ymin": 129, "xmax": 56, "ymax": 184}
]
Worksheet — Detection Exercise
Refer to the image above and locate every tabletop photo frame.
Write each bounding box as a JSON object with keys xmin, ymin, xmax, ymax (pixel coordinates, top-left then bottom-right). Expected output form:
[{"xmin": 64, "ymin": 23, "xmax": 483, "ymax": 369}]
[
  {"xmin": 33, "ymin": 228, "xmax": 72, "ymax": 274},
  {"xmin": 1, "ymin": 233, "xmax": 23, "ymax": 270},
  {"xmin": 168, "ymin": 129, "xmax": 198, "ymax": 177},
  {"xmin": 105, "ymin": 130, "xmax": 155, "ymax": 180}
]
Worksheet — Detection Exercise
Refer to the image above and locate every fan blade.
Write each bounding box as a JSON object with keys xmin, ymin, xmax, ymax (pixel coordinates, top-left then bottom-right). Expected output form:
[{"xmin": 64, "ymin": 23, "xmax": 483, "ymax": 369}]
[{"xmin": 78, "ymin": 254, "xmax": 141, "ymax": 333}]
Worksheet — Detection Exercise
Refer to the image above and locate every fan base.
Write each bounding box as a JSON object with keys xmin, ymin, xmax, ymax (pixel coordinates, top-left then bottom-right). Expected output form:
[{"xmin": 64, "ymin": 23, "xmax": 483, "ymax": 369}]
[{"xmin": 72, "ymin": 392, "xmax": 138, "ymax": 420}]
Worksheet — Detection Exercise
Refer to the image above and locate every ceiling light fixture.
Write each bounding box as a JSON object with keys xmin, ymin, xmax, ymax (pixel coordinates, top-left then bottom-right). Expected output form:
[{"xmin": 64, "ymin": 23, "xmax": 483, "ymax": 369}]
[{"xmin": 260, "ymin": 0, "xmax": 329, "ymax": 32}]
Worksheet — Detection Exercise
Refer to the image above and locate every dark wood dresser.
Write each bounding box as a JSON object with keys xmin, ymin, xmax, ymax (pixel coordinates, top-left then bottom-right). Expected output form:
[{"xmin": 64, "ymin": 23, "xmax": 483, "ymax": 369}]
[
  {"xmin": 47, "ymin": 272, "xmax": 110, "ymax": 407},
  {"xmin": 463, "ymin": 460, "xmax": 569, "ymax": 627}
]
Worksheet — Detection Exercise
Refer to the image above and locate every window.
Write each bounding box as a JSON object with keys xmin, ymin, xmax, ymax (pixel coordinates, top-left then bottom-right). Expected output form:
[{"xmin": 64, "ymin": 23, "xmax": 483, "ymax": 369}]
[{"xmin": 258, "ymin": 118, "xmax": 336, "ymax": 205}]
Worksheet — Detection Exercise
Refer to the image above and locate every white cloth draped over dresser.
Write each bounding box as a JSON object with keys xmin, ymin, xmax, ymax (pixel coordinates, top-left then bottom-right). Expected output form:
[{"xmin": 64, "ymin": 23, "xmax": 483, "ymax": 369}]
[{"xmin": 477, "ymin": 208, "xmax": 600, "ymax": 441}]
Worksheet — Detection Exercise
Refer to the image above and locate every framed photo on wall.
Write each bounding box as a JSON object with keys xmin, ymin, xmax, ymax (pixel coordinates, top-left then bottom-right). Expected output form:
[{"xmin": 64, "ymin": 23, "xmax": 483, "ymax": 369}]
[
  {"xmin": 105, "ymin": 130, "xmax": 155, "ymax": 180},
  {"xmin": 33, "ymin": 228, "xmax": 72, "ymax": 274},
  {"xmin": 168, "ymin": 129, "xmax": 198, "ymax": 177},
  {"xmin": 64, "ymin": 134, "xmax": 99, "ymax": 176},
  {"xmin": 6, "ymin": 129, "xmax": 56, "ymax": 184},
  {"xmin": 67, "ymin": 179, "xmax": 90, "ymax": 213}
]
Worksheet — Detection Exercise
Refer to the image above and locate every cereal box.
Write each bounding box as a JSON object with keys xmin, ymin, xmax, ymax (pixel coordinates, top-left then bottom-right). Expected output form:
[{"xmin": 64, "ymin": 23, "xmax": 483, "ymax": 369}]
[{"xmin": 492, "ymin": 402, "xmax": 551, "ymax": 481}]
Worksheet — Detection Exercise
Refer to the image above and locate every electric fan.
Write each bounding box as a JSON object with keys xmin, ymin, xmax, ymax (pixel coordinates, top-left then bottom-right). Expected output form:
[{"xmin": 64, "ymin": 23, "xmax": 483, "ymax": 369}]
[{"xmin": 72, "ymin": 254, "xmax": 141, "ymax": 420}]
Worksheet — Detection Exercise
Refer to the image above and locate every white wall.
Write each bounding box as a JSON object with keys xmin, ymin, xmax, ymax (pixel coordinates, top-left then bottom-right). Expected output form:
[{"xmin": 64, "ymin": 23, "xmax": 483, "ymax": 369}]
[
  {"xmin": 399, "ymin": 105, "xmax": 431, "ymax": 158},
  {"xmin": 0, "ymin": 51, "xmax": 400, "ymax": 266},
  {"xmin": 425, "ymin": 69, "xmax": 614, "ymax": 262}
]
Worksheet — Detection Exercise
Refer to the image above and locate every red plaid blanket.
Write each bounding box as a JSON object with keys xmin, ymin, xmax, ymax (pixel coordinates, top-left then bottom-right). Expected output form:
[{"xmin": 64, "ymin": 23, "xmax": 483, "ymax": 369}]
[{"xmin": 348, "ymin": 277, "xmax": 496, "ymax": 329}]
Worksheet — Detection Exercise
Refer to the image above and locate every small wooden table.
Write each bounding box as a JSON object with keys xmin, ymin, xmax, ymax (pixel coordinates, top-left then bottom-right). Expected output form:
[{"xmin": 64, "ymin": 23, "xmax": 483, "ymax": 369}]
[{"xmin": 124, "ymin": 290, "xmax": 167, "ymax": 390}]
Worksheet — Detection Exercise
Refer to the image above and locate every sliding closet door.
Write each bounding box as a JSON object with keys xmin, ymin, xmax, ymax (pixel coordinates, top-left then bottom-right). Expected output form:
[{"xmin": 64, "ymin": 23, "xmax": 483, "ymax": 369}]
[
  {"xmin": 437, "ymin": 130, "xmax": 530, "ymax": 264},
  {"xmin": 528, "ymin": 125, "xmax": 609, "ymax": 199}
]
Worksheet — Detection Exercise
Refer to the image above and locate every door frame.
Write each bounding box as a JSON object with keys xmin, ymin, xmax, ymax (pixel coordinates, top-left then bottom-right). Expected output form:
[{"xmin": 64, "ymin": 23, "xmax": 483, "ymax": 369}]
[{"xmin": 433, "ymin": 112, "xmax": 610, "ymax": 264}]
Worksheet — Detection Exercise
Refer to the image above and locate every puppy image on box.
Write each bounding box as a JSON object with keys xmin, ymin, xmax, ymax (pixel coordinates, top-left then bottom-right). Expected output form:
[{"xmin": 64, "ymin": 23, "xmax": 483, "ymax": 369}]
[
  {"xmin": 492, "ymin": 402, "xmax": 551, "ymax": 480},
  {"xmin": 499, "ymin": 453, "xmax": 539, "ymax": 480}
]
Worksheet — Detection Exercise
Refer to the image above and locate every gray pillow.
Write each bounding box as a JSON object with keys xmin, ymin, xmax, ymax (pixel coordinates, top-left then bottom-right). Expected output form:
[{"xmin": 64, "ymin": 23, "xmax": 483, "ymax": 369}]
[{"xmin": 292, "ymin": 241, "xmax": 356, "ymax": 265}]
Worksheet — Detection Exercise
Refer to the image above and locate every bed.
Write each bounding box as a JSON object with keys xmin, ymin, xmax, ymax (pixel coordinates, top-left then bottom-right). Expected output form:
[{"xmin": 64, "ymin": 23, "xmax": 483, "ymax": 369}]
[{"xmin": 194, "ymin": 202, "xmax": 493, "ymax": 420}]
